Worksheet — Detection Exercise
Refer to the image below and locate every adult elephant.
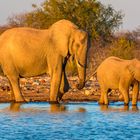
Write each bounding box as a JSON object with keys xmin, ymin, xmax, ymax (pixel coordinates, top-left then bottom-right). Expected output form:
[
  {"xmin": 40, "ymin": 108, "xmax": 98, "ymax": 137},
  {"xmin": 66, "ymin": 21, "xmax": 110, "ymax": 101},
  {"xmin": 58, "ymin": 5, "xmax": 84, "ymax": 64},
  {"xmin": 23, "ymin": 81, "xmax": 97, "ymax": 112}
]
[{"xmin": 0, "ymin": 19, "xmax": 89, "ymax": 103}]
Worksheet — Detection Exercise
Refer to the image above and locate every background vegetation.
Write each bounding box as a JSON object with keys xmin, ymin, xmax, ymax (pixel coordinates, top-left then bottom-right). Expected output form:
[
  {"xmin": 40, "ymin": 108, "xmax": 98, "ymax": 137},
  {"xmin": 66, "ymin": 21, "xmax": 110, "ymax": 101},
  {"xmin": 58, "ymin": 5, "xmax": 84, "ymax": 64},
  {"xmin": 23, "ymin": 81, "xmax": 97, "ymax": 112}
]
[
  {"xmin": 0, "ymin": 0, "xmax": 140, "ymax": 74},
  {"xmin": 7, "ymin": 0, "xmax": 123, "ymax": 40}
]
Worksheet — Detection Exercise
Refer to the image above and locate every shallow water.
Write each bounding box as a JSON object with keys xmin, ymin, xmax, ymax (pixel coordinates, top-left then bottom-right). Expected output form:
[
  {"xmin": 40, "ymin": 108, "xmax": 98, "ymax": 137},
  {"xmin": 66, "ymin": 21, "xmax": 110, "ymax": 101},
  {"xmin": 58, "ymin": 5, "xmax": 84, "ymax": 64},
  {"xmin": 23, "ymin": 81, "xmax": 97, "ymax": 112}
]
[{"xmin": 0, "ymin": 102, "xmax": 139, "ymax": 140}]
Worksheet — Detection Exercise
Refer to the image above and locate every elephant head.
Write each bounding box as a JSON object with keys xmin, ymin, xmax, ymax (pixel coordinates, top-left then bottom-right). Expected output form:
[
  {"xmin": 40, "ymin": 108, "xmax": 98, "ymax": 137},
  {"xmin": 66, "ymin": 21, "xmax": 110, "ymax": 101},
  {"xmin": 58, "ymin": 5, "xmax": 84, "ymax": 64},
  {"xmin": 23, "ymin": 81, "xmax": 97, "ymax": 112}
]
[
  {"xmin": 69, "ymin": 29, "xmax": 88, "ymax": 89},
  {"xmin": 128, "ymin": 59, "xmax": 140, "ymax": 81},
  {"xmin": 50, "ymin": 20, "xmax": 89, "ymax": 90}
]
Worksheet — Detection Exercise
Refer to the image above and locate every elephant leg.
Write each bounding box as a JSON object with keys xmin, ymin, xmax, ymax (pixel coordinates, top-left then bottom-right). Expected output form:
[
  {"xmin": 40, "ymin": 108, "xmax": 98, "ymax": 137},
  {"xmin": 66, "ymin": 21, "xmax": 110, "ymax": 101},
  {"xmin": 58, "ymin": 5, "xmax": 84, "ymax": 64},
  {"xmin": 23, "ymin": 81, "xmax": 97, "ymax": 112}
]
[
  {"xmin": 8, "ymin": 80, "xmax": 15, "ymax": 101},
  {"xmin": 59, "ymin": 70, "xmax": 69, "ymax": 101},
  {"xmin": 99, "ymin": 87, "xmax": 109, "ymax": 105},
  {"xmin": 49, "ymin": 58, "xmax": 63, "ymax": 104},
  {"xmin": 103, "ymin": 90, "xmax": 109, "ymax": 105},
  {"xmin": 7, "ymin": 76, "xmax": 25, "ymax": 102},
  {"xmin": 99, "ymin": 91, "xmax": 104, "ymax": 105},
  {"xmin": 119, "ymin": 87, "xmax": 129, "ymax": 106},
  {"xmin": 119, "ymin": 79, "xmax": 130, "ymax": 106},
  {"xmin": 132, "ymin": 80, "xmax": 139, "ymax": 106}
]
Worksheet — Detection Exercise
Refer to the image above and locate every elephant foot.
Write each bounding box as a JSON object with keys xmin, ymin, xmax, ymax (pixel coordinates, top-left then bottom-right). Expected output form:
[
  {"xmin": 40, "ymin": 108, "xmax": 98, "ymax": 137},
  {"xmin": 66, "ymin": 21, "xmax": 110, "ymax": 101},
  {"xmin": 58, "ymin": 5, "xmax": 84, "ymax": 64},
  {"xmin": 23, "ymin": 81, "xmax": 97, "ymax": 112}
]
[
  {"xmin": 58, "ymin": 92, "xmax": 64, "ymax": 102},
  {"xmin": 98, "ymin": 102, "xmax": 104, "ymax": 105},
  {"xmin": 14, "ymin": 100, "xmax": 25, "ymax": 103},
  {"xmin": 132, "ymin": 103, "xmax": 137, "ymax": 106},
  {"xmin": 49, "ymin": 101, "xmax": 59, "ymax": 104},
  {"xmin": 14, "ymin": 97, "xmax": 28, "ymax": 103},
  {"xmin": 98, "ymin": 100, "xmax": 104, "ymax": 105},
  {"xmin": 104, "ymin": 103, "xmax": 109, "ymax": 106},
  {"xmin": 124, "ymin": 102, "xmax": 129, "ymax": 106}
]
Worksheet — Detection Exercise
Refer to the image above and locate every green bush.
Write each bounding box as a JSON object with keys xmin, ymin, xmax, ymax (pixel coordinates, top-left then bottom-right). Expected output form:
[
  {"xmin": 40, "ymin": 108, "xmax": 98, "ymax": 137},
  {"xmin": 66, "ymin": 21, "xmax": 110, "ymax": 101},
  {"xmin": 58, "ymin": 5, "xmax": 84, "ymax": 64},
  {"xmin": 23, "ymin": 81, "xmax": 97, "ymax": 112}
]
[{"xmin": 109, "ymin": 37, "xmax": 135, "ymax": 59}]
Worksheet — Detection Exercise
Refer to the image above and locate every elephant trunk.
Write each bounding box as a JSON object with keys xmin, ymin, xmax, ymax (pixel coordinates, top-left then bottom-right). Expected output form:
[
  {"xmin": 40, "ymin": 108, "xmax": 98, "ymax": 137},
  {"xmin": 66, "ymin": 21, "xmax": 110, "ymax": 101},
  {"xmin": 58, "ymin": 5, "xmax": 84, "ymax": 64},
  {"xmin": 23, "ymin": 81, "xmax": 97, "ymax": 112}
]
[
  {"xmin": 76, "ymin": 55, "xmax": 87, "ymax": 90},
  {"xmin": 72, "ymin": 29, "xmax": 89, "ymax": 90}
]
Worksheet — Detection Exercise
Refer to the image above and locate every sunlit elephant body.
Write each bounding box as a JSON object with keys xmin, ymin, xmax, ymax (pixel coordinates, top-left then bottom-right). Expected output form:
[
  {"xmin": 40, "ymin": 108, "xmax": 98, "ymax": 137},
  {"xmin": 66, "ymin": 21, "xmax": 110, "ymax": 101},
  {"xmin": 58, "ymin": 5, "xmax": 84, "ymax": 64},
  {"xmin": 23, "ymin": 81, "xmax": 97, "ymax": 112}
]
[
  {"xmin": 0, "ymin": 19, "xmax": 88, "ymax": 103},
  {"xmin": 97, "ymin": 56, "xmax": 140, "ymax": 106}
]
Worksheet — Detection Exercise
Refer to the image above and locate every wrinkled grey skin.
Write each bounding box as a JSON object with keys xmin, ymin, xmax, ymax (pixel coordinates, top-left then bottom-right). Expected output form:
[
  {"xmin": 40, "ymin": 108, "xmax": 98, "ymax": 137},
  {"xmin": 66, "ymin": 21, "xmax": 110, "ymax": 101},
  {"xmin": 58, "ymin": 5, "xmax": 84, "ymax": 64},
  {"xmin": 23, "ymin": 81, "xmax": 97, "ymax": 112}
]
[
  {"xmin": 97, "ymin": 56, "xmax": 140, "ymax": 106},
  {"xmin": 0, "ymin": 19, "xmax": 88, "ymax": 103}
]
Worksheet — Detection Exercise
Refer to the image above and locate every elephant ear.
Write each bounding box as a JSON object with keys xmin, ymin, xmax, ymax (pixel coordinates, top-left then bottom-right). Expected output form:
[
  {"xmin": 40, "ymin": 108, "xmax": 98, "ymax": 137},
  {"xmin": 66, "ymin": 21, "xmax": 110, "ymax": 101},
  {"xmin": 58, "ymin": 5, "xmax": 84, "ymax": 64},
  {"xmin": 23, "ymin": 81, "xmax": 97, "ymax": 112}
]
[
  {"xmin": 49, "ymin": 30, "xmax": 69, "ymax": 57},
  {"xmin": 127, "ymin": 63, "xmax": 135, "ymax": 76},
  {"xmin": 69, "ymin": 29, "xmax": 87, "ymax": 55},
  {"xmin": 127, "ymin": 59, "xmax": 137, "ymax": 76},
  {"xmin": 49, "ymin": 20, "xmax": 80, "ymax": 58}
]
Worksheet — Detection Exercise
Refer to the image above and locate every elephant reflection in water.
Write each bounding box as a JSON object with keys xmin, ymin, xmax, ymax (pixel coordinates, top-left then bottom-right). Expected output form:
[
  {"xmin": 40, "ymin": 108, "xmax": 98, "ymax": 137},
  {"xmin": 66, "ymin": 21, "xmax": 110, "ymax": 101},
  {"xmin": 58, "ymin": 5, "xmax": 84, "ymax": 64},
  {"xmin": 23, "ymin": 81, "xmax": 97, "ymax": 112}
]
[
  {"xmin": 9, "ymin": 103, "xmax": 22, "ymax": 112},
  {"xmin": 49, "ymin": 104, "xmax": 86, "ymax": 113},
  {"xmin": 8, "ymin": 103, "xmax": 67, "ymax": 113},
  {"xmin": 49, "ymin": 104, "xmax": 67, "ymax": 113},
  {"xmin": 7, "ymin": 103, "xmax": 68, "ymax": 113},
  {"xmin": 100, "ymin": 105, "xmax": 139, "ymax": 112},
  {"xmin": 7, "ymin": 103, "xmax": 86, "ymax": 113}
]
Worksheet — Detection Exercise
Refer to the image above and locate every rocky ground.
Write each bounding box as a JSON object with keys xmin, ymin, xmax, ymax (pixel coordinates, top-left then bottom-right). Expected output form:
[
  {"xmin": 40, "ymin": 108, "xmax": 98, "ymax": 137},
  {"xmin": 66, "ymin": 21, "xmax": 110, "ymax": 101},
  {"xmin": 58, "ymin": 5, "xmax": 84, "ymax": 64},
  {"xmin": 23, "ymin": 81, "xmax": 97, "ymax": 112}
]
[{"xmin": 0, "ymin": 75, "xmax": 139, "ymax": 103}]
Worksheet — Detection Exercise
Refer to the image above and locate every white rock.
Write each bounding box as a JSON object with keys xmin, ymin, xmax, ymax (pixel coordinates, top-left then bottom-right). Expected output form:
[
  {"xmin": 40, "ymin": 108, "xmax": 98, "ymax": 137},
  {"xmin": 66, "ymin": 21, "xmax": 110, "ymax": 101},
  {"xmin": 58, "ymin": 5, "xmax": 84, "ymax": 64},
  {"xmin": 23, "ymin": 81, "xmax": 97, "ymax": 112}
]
[
  {"xmin": 84, "ymin": 90, "xmax": 91, "ymax": 96},
  {"xmin": 32, "ymin": 82, "xmax": 40, "ymax": 86}
]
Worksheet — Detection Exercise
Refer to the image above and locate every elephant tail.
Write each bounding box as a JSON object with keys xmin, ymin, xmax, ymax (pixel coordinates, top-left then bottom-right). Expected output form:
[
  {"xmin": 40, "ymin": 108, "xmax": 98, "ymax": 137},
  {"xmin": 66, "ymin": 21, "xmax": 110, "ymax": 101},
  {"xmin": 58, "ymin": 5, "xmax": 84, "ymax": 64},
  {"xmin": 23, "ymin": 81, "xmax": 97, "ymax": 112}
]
[{"xmin": 85, "ymin": 70, "xmax": 97, "ymax": 83}]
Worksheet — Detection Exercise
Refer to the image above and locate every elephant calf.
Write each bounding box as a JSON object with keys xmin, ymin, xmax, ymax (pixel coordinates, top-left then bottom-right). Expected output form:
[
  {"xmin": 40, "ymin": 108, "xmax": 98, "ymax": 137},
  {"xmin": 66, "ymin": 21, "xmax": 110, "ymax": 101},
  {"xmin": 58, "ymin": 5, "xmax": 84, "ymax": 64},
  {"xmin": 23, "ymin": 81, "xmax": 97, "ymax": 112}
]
[{"xmin": 97, "ymin": 56, "xmax": 140, "ymax": 106}]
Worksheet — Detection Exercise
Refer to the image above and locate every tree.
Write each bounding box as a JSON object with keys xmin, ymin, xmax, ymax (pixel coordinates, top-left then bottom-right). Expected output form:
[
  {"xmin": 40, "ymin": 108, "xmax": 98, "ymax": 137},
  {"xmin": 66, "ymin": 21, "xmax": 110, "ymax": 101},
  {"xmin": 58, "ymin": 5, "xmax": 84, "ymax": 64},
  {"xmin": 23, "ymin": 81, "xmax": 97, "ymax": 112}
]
[
  {"xmin": 8, "ymin": 0, "xmax": 123, "ymax": 42},
  {"xmin": 109, "ymin": 37, "xmax": 135, "ymax": 59}
]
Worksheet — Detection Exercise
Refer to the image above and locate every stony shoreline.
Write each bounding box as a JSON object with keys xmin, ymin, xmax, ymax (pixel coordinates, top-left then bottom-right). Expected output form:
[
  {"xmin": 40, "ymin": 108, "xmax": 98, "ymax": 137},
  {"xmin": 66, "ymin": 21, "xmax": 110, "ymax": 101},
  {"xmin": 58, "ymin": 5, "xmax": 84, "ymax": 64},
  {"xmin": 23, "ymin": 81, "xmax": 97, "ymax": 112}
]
[{"xmin": 0, "ymin": 75, "xmax": 139, "ymax": 103}]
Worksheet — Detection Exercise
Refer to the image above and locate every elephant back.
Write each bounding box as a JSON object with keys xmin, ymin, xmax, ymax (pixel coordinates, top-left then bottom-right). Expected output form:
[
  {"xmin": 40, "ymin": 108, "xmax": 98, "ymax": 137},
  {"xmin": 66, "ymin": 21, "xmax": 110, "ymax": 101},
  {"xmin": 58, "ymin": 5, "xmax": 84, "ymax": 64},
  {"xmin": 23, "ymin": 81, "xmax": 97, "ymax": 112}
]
[{"xmin": 49, "ymin": 19, "xmax": 78, "ymax": 31}]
